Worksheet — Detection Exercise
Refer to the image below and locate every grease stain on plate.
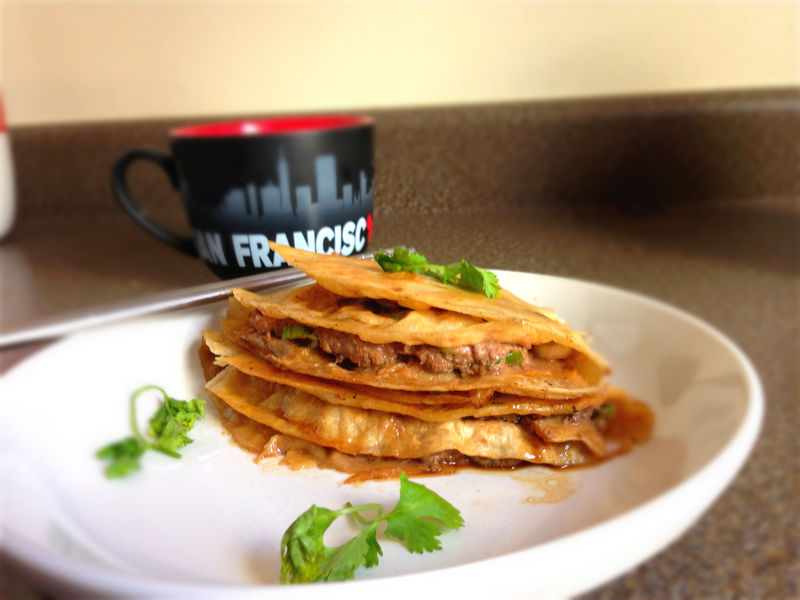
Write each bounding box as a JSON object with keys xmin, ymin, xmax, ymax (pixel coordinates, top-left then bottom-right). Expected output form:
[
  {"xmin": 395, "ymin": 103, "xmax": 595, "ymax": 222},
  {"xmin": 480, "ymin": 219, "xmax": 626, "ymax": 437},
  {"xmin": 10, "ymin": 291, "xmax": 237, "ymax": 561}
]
[{"xmin": 512, "ymin": 467, "xmax": 576, "ymax": 505}]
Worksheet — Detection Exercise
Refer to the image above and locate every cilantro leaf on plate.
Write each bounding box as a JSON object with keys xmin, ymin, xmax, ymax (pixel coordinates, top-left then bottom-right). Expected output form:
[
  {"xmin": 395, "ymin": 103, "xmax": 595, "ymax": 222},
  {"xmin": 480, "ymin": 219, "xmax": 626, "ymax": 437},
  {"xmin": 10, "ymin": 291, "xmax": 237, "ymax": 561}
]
[
  {"xmin": 383, "ymin": 472, "xmax": 465, "ymax": 553},
  {"xmin": 96, "ymin": 436, "xmax": 147, "ymax": 479},
  {"xmin": 280, "ymin": 472, "xmax": 464, "ymax": 584},
  {"xmin": 97, "ymin": 385, "xmax": 206, "ymax": 478}
]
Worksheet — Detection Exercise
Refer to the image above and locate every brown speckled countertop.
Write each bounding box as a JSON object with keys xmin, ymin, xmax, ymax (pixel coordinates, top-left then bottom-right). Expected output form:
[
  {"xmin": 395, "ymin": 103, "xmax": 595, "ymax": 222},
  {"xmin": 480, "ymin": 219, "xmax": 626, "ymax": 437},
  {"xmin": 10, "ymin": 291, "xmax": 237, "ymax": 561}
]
[{"xmin": 1, "ymin": 89, "xmax": 798, "ymax": 598}]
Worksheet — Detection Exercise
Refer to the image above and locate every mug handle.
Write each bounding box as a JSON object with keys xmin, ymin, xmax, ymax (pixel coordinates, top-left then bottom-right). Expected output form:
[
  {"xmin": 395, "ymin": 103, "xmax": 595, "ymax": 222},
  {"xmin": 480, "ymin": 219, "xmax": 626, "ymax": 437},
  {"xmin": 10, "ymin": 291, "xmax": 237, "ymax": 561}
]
[{"xmin": 111, "ymin": 148, "xmax": 197, "ymax": 257}]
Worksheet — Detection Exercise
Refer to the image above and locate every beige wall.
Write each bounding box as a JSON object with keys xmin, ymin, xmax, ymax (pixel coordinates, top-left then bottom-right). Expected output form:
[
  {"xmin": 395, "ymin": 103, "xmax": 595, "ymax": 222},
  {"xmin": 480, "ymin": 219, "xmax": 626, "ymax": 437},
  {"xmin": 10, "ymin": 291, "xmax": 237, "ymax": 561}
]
[{"xmin": 3, "ymin": 1, "xmax": 799, "ymax": 126}]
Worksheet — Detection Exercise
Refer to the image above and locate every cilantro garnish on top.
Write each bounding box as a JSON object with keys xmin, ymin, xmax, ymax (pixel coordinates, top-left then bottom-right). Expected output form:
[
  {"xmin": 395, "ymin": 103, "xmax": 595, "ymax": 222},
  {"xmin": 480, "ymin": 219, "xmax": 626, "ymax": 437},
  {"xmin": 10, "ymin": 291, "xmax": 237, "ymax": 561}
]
[{"xmin": 374, "ymin": 248, "xmax": 501, "ymax": 298}]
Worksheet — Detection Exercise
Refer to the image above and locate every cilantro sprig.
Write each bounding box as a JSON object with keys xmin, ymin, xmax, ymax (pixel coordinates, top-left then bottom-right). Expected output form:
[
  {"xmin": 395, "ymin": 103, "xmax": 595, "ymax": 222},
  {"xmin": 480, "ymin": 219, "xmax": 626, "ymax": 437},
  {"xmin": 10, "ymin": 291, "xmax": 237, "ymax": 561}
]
[
  {"xmin": 375, "ymin": 248, "xmax": 501, "ymax": 298},
  {"xmin": 280, "ymin": 472, "xmax": 464, "ymax": 583},
  {"xmin": 97, "ymin": 385, "xmax": 206, "ymax": 479}
]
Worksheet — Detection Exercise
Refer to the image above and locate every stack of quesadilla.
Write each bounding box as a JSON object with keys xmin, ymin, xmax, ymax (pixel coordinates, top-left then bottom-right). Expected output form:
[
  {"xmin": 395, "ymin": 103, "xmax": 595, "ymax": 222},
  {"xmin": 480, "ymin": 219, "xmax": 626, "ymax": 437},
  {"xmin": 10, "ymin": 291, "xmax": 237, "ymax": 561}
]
[{"xmin": 199, "ymin": 243, "xmax": 652, "ymax": 482}]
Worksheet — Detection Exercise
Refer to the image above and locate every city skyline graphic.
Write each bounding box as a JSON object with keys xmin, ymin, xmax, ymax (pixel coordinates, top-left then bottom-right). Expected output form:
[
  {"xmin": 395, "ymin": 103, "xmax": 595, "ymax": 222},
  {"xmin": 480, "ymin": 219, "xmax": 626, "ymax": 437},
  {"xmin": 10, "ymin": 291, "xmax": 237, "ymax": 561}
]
[{"xmin": 214, "ymin": 150, "xmax": 373, "ymax": 220}]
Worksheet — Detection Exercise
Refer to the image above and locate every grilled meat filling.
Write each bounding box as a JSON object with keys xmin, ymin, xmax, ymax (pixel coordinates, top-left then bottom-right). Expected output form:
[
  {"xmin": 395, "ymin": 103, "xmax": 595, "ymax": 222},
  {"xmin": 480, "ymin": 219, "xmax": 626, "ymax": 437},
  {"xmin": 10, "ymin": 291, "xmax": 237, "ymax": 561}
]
[{"xmin": 245, "ymin": 311, "xmax": 567, "ymax": 377}]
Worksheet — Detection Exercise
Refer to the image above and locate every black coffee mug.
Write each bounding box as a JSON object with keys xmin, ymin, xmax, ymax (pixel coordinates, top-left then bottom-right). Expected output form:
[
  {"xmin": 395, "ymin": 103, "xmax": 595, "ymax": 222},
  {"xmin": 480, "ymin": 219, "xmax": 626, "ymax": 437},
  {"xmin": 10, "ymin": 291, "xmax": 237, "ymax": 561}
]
[{"xmin": 112, "ymin": 115, "xmax": 374, "ymax": 279}]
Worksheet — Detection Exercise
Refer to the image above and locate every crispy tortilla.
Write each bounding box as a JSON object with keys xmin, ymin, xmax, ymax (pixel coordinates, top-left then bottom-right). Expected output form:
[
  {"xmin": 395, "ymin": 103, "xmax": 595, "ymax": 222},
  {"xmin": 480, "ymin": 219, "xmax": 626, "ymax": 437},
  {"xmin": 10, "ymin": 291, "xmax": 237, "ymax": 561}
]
[
  {"xmin": 206, "ymin": 364, "xmax": 595, "ymax": 465},
  {"xmin": 205, "ymin": 363, "xmax": 652, "ymax": 466},
  {"xmin": 204, "ymin": 330, "xmax": 604, "ymax": 421},
  {"xmin": 223, "ymin": 313, "xmax": 601, "ymax": 398},
  {"xmin": 271, "ymin": 242, "xmax": 561, "ymax": 320},
  {"xmin": 233, "ymin": 285, "xmax": 592, "ymax": 352}
]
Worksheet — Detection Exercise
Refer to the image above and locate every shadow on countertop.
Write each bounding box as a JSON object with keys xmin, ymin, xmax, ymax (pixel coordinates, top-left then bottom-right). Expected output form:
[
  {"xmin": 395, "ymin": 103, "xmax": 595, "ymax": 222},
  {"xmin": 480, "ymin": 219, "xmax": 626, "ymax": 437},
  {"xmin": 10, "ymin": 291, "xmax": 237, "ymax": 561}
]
[{"xmin": 546, "ymin": 199, "xmax": 800, "ymax": 278}]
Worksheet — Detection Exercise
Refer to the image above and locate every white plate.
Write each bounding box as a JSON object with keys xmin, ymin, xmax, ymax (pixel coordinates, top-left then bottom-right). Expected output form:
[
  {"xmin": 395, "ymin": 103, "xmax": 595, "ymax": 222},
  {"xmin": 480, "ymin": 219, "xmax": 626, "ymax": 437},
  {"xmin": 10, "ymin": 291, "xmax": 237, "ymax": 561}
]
[{"xmin": 0, "ymin": 271, "xmax": 763, "ymax": 599}]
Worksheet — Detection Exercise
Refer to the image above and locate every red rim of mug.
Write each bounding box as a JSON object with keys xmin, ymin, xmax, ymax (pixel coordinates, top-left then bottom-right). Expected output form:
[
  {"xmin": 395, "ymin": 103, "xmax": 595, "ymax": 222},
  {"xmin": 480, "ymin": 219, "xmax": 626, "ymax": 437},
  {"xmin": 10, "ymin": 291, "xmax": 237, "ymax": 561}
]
[{"xmin": 170, "ymin": 115, "xmax": 372, "ymax": 138}]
